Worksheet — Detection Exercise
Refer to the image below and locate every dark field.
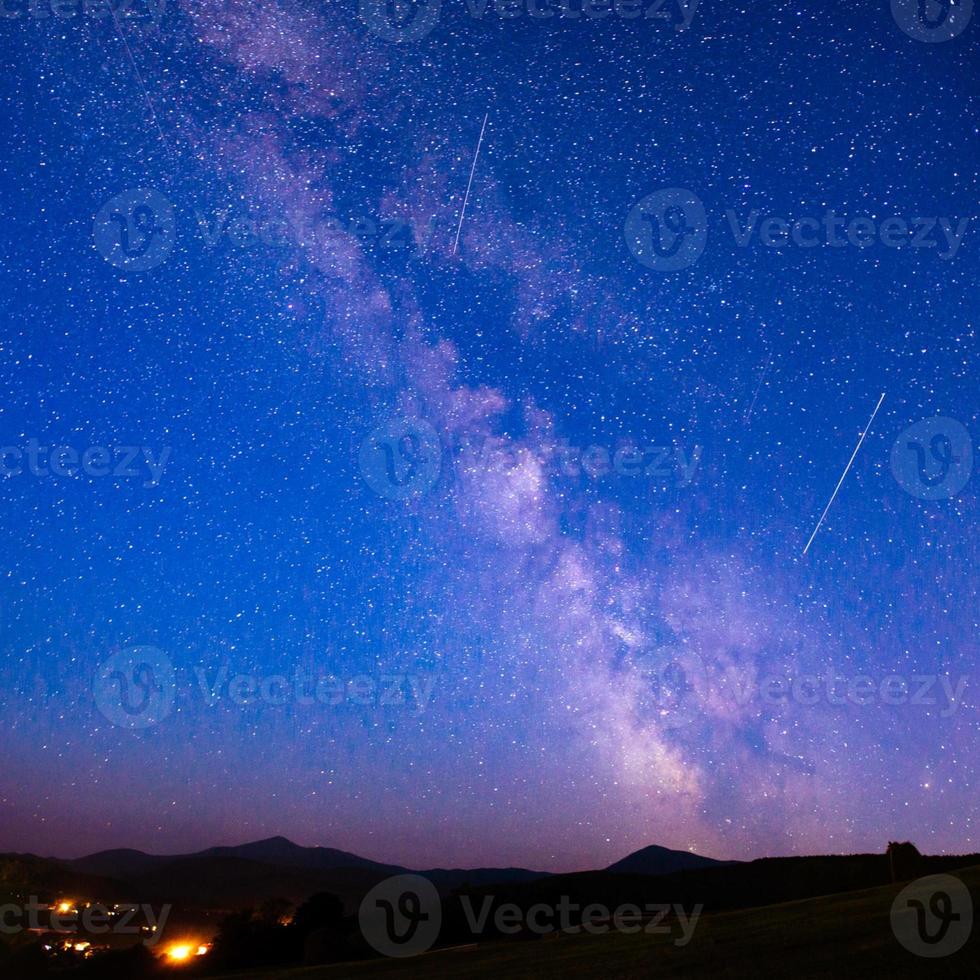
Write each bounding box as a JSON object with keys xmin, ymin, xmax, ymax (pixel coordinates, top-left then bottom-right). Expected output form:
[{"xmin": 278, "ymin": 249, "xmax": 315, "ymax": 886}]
[{"xmin": 222, "ymin": 863, "xmax": 980, "ymax": 980}]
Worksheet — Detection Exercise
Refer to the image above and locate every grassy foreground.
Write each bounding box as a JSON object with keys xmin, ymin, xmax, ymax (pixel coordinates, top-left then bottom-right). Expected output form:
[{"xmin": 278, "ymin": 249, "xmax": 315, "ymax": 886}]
[{"xmin": 221, "ymin": 864, "xmax": 980, "ymax": 979}]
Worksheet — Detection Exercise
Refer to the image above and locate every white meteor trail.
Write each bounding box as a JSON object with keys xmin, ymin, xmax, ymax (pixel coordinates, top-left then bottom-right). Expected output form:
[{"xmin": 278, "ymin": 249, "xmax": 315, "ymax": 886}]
[
  {"xmin": 108, "ymin": 5, "xmax": 174, "ymax": 163},
  {"xmin": 802, "ymin": 391, "xmax": 886, "ymax": 556},
  {"xmin": 452, "ymin": 112, "xmax": 489, "ymax": 257},
  {"xmin": 744, "ymin": 349, "xmax": 774, "ymax": 424}
]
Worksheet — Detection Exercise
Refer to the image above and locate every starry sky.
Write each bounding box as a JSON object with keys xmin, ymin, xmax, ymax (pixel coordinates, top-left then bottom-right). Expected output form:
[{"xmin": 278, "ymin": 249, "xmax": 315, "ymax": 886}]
[{"xmin": 0, "ymin": 0, "xmax": 977, "ymax": 871}]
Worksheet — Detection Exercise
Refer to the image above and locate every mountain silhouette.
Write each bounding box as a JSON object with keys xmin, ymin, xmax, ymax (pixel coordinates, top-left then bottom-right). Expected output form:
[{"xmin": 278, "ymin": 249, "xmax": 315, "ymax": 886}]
[
  {"xmin": 195, "ymin": 836, "xmax": 405, "ymax": 874},
  {"xmin": 6, "ymin": 838, "xmax": 979, "ymax": 924},
  {"xmin": 47, "ymin": 837, "xmax": 550, "ymax": 908},
  {"xmin": 606, "ymin": 844, "xmax": 728, "ymax": 875}
]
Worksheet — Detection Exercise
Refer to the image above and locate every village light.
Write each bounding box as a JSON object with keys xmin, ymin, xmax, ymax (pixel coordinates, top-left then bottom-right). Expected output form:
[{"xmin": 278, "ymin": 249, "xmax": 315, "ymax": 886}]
[{"xmin": 165, "ymin": 944, "xmax": 193, "ymax": 962}]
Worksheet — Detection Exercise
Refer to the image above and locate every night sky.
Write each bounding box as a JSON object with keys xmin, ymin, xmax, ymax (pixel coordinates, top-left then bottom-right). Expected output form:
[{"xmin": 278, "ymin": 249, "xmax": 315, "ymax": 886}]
[{"xmin": 0, "ymin": 0, "xmax": 977, "ymax": 871}]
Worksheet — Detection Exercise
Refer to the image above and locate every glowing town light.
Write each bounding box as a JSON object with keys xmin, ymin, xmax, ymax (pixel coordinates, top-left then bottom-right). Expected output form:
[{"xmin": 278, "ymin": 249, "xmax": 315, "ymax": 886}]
[{"xmin": 165, "ymin": 944, "xmax": 194, "ymax": 962}]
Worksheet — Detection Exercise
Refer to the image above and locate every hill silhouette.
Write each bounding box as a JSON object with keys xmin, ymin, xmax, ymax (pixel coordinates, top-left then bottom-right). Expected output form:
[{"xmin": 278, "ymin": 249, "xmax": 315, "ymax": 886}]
[
  {"xmin": 194, "ymin": 836, "xmax": 405, "ymax": 874},
  {"xmin": 606, "ymin": 844, "xmax": 729, "ymax": 876}
]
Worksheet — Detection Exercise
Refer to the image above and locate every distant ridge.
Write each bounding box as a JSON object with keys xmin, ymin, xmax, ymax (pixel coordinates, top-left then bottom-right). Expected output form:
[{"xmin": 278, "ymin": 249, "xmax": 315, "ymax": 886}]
[
  {"xmin": 64, "ymin": 837, "xmax": 725, "ymax": 883},
  {"xmin": 196, "ymin": 836, "xmax": 406, "ymax": 874},
  {"xmin": 51, "ymin": 837, "xmax": 550, "ymax": 907},
  {"xmin": 23, "ymin": 836, "xmax": 737, "ymax": 909},
  {"xmin": 63, "ymin": 848, "xmax": 172, "ymax": 879}
]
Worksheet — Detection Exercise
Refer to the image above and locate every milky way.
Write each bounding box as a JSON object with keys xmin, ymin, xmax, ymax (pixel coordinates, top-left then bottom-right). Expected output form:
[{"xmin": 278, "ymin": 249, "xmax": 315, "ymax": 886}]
[{"xmin": 0, "ymin": 0, "xmax": 976, "ymax": 871}]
